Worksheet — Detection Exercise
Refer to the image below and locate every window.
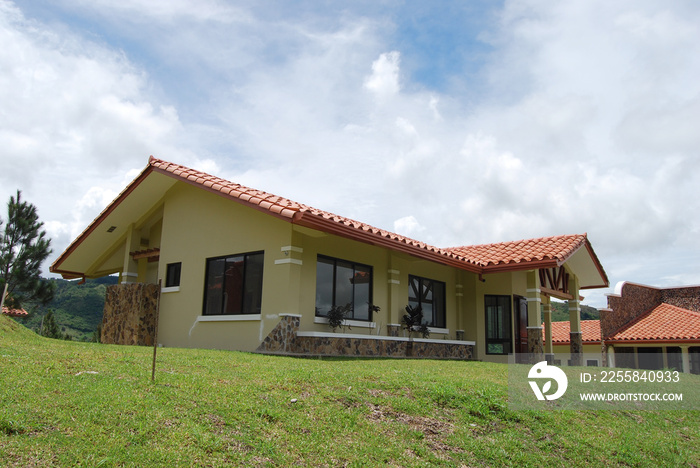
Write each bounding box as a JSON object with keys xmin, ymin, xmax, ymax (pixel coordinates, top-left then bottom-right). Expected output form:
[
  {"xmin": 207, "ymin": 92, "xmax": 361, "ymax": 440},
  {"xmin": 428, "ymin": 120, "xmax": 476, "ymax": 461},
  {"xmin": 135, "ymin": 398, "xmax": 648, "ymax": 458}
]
[
  {"xmin": 638, "ymin": 347, "xmax": 663, "ymax": 370},
  {"xmin": 165, "ymin": 262, "xmax": 181, "ymax": 288},
  {"xmin": 408, "ymin": 275, "xmax": 446, "ymax": 328},
  {"xmin": 485, "ymin": 295, "xmax": 512, "ymax": 355},
  {"xmin": 666, "ymin": 346, "xmax": 682, "ymax": 371},
  {"xmin": 690, "ymin": 347, "xmax": 700, "ymax": 375},
  {"xmin": 203, "ymin": 252, "xmax": 264, "ymax": 315},
  {"xmin": 315, "ymin": 255, "xmax": 373, "ymax": 321}
]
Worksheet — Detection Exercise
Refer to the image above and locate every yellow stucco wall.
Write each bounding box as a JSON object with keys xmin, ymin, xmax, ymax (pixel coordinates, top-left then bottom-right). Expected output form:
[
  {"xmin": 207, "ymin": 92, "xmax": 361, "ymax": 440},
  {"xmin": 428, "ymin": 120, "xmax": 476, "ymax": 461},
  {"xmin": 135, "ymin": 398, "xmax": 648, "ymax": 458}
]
[
  {"xmin": 470, "ymin": 271, "xmax": 530, "ymax": 363},
  {"xmin": 149, "ymin": 180, "xmax": 558, "ymax": 363},
  {"xmin": 156, "ymin": 183, "xmax": 295, "ymax": 351},
  {"xmin": 551, "ymin": 343, "xmax": 603, "ymax": 366}
]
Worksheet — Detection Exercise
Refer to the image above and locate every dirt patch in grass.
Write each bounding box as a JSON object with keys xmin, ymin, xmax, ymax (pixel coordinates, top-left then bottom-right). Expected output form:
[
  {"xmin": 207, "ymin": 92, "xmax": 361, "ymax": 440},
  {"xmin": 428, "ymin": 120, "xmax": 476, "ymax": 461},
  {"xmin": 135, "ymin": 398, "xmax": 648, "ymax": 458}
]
[{"xmin": 364, "ymin": 402, "xmax": 464, "ymax": 458}]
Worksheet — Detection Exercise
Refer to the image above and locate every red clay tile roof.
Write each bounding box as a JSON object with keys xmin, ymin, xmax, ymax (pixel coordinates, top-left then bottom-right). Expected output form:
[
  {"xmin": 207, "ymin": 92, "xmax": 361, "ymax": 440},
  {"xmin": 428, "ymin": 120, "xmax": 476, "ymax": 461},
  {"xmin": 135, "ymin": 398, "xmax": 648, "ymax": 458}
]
[
  {"xmin": 546, "ymin": 320, "xmax": 601, "ymax": 345},
  {"xmin": 2, "ymin": 306, "xmax": 28, "ymax": 317},
  {"xmin": 148, "ymin": 157, "xmax": 484, "ymax": 272},
  {"xmin": 150, "ymin": 157, "xmax": 600, "ymax": 274},
  {"xmin": 608, "ymin": 303, "xmax": 700, "ymax": 343},
  {"xmin": 447, "ymin": 234, "xmax": 588, "ymax": 269},
  {"xmin": 51, "ymin": 156, "xmax": 609, "ymax": 282}
]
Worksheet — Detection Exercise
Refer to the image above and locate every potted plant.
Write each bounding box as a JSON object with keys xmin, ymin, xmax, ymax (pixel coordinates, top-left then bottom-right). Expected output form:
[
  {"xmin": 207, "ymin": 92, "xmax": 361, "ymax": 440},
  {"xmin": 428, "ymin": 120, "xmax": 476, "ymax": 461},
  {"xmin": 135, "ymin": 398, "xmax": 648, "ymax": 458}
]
[
  {"xmin": 326, "ymin": 303, "xmax": 352, "ymax": 332},
  {"xmin": 401, "ymin": 304, "xmax": 430, "ymax": 357}
]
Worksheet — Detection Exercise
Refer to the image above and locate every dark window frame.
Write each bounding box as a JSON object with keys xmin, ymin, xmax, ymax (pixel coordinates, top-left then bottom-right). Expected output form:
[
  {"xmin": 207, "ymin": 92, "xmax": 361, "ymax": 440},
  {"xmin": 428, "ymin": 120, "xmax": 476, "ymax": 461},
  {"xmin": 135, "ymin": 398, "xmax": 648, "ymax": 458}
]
[
  {"xmin": 408, "ymin": 274, "xmax": 446, "ymax": 328},
  {"xmin": 314, "ymin": 255, "xmax": 374, "ymax": 322},
  {"xmin": 690, "ymin": 347, "xmax": 700, "ymax": 375},
  {"xmin": 485, "ymin": 295, "xmax": 512, "ymax": 355},
  {"xmin": 202, "ymin": 251, "xmax": 264, "ymax": 316},
  {"xmin": 165, "ymin": 262, "xmax": 182, "ymax": 288}
]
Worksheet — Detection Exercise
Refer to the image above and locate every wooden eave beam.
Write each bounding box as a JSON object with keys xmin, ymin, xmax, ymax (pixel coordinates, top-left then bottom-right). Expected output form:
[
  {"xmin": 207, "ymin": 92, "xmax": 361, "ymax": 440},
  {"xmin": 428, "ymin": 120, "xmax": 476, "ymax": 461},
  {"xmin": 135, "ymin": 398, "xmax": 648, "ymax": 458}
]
[
  {"xmin": 130, "ymin": 248, "xmax": 161, "ymax": 261},
  {"xmin": 540, "ymin": 286, "xmax": 574, "ymax": 301}
]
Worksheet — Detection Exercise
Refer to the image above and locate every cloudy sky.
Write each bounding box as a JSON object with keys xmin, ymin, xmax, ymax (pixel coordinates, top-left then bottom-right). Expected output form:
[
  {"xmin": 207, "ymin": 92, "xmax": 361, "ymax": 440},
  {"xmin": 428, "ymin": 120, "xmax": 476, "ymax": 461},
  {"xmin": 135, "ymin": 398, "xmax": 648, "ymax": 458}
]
[{"xmin": 2, "ymin": 0, "xmax": 699, "ymax": 307}]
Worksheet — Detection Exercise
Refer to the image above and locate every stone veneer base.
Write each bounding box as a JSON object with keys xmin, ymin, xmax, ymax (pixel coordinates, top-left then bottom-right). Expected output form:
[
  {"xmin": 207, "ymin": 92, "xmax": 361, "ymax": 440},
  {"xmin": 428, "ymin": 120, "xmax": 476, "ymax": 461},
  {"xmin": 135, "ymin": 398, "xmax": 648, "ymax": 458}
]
[{"xmin": 256, "ymin": 316, "xmax": 474, "ymax": 360}]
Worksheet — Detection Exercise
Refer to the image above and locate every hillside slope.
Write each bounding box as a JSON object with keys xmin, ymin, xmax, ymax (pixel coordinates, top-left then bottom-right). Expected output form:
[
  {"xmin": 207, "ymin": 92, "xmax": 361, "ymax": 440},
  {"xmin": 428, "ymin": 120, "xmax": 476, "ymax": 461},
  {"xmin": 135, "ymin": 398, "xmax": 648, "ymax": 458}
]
[
  {"xmin": 18, "ymin": 277, "xmax": 116, "ymax": 341},
  {"xmin": 1, "ymin": 314, "xmax": 698, "ymax": 467}
]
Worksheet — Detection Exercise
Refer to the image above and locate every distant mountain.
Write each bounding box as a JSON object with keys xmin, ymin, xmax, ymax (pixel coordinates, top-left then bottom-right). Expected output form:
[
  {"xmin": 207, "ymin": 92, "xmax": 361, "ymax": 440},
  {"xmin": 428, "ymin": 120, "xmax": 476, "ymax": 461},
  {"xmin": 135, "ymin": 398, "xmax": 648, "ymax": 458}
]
[
  {"xmin": 18, "ymin": 276, "xmax": 117, "ymax": 341},
  {"xmin": 549, "ymin": 301, "xmax": 600, "ymax": 322}
]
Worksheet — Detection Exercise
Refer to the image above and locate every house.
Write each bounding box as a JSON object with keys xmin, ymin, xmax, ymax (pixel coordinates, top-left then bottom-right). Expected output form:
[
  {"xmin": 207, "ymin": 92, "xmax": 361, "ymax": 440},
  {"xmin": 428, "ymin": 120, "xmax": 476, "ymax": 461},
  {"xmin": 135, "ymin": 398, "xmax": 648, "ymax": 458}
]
[
  {"xmin": 2, "ymin": 306, "xmax": 28, "ymax": 318},
  {"xmin": 546, "ymin": 319, "xmax": 603, "ymax": 366},
  {"xmin": 50, "ymin": 157, "xmax": 609, "ymax": 362},
  {"xmin": 546, "ymin": 282, "xmax": 700, "ymax": 373},
  {"xmin": 600, "ymin": 282, "xmax": 700, "ymax": 374}
]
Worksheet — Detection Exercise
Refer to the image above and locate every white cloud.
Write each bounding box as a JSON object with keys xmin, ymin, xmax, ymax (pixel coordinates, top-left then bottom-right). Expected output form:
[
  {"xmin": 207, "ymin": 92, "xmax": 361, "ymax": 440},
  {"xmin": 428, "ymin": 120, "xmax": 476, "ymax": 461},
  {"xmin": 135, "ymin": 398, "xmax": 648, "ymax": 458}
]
[
  {"xmin": 393, "ymin": 215, "xmax": 425, "ymax": 239},
  {"xmin": 2, "ymin": 0, "xmax": 700, "ymax": 308},
  {"xmin": 363, "ymin": 51, "xmax": 401, "ymax": 97}
]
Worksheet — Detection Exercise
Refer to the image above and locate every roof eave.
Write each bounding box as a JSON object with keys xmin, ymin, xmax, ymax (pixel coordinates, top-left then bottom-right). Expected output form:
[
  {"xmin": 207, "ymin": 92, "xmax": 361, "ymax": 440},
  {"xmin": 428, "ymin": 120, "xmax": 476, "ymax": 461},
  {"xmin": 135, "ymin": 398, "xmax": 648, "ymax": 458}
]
[
  {"xmin": 605, "ymin": 338, "xmax": 700, "ymax": 344},
  {"xmin": 293, "ymin": 212, "xmax": 483, "ymax": 274},
  {"xmin": 50, "ymin": 164, "xmax": 155, "ymax": 276},
  {"xmin": 149, "ymin": 163, "xmax": 299, "ymax": 223}
]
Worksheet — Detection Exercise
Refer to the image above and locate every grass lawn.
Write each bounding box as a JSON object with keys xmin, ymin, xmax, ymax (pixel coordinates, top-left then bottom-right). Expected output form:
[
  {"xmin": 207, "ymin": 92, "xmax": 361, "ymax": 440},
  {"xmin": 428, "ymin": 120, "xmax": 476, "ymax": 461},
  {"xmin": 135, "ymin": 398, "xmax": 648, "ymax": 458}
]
[{"xmin": 1, "ymin": 315, "xmax": 699, "ymax": 467}]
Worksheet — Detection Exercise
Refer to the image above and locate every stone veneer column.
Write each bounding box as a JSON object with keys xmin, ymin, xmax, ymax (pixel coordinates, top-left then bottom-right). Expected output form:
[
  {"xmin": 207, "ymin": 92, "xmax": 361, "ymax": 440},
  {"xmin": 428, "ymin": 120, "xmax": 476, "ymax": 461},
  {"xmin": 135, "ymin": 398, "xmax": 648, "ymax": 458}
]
[
  {"xmin": 568, "ymin": 274, "xmax": 583, "ymax": 366},
  {"xmin": 256, "ymin": 314, "xmax": 300, "ymax": 353},
  {"xmin": 526, "ymin": 270, "xmax": 544, "ymax": 363},
  {"xmin": 101, "ymin": 283, "xmax": 160, "ymax": 345}
]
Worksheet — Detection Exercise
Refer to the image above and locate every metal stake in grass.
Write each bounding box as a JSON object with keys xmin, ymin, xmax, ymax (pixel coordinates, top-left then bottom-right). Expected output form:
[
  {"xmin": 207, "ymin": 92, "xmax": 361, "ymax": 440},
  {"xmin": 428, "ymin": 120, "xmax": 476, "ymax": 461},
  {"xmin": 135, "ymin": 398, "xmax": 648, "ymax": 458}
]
[{"xmin": 151, "ymin": 280, "xmax": 162, "ymax": 381}]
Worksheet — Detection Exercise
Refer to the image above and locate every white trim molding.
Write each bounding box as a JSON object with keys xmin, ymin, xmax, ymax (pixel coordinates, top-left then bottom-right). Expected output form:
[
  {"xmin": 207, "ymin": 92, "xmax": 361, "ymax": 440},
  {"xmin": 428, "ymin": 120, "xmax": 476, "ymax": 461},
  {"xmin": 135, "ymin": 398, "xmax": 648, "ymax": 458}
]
[
  {"xmin": 314, "ymin": 316, "xmax": 376, "ymax": 329},
  {"xmin": 197, "ymin": 314, "xmax": 262, "ymax": 322},
  {"xmin": 297, "ymin": 331, "xmax": 475, "ymax": 346},
  {"xmin": 274, "ymin": 258, "xmax": 303, "ymax": 265},
  {"xmin": 161, "ymin": 286, "xmax": 180, "ymax": 294},
  {"xmin": 281, "ymin": 246, "xmax": 303, "ymax": 253}
]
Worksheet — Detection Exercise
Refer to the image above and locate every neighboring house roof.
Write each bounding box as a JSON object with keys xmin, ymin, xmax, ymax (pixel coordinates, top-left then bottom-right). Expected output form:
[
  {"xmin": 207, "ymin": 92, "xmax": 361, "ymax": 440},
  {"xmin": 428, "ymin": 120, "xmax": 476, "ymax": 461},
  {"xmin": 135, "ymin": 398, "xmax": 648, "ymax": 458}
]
[
  {"xmin": 547, "ymin": 320, "xmax": 602, "ymax": 345},
  {"xmin": 50, "ymin": 157, "xmax": 609, "ymax": 288},
  {"xmin": 607, "ymin": 303, "xmax": 700, "ymax": 344},
  {"xmin": 2, "ymin": 306, "xmax": 28, "ymax": 317}
]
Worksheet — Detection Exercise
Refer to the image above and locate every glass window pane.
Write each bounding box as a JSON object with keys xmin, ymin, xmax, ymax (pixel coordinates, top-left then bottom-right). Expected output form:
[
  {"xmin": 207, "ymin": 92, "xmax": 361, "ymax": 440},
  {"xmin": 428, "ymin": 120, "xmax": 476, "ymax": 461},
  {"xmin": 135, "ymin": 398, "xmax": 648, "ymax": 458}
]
[
  {"xmin": 315, "ymin": 258, "xmax": 334, "ymax": 316},
  {"xmin": 204, "ymin": 258, "xmax": 225, "ymax": 315},
  {"xmin": 352, "ymin": 265, "xmax": 371, "ymax": 320},
  {"xmin": 409, "ymin": 276, "xmax": 420, "ymax": 302},
  {"xmin": 422, "ymin": 302, "xmax": 433, "ymax": 325},
  {"xmin": 223, "ymin": 256, "xmax": 244, "ymax": 315},
  {"xmin": 488, "ymin": 343, "xmax": 504, "ymax": 354},
  {"xmin": 334, "ymin": 261, "xmax": 354, "ymax": 310},
  {"xmin": 432, "ymin": 281, "xmax": 445, "ymax": 328},
  {"xmin": 423, "ymin": 279, "xmax": 432, "ymax": 302},
  {"xmin": 166, "ymin": 262, "xmax": 181, "ymax": 288},
  {"xmin": 242, "ymin": 253, "xmax": 264, "ymax": 314}
]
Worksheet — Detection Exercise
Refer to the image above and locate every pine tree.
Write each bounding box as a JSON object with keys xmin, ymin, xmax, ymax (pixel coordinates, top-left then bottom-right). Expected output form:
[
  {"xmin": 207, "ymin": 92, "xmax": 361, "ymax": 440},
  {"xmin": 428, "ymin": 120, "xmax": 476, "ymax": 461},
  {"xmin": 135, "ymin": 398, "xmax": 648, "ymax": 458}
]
[
  {"xmin": 0, "ymin": 190, "xmax": 55, "ymax": 310},
  {"xmin": 40, "ymin": 309, "xmax": 62, "ymax": 339}
]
